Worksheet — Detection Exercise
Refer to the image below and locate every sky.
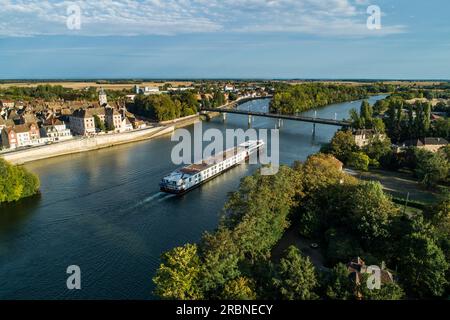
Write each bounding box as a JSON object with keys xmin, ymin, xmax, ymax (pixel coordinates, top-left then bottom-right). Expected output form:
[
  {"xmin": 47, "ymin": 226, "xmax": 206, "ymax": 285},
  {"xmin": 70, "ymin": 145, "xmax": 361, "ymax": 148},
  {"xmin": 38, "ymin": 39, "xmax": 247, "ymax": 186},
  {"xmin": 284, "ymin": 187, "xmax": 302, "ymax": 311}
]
[{"xmin": 0, "ymin": 0, "xmax": 449, "ymax": 80}]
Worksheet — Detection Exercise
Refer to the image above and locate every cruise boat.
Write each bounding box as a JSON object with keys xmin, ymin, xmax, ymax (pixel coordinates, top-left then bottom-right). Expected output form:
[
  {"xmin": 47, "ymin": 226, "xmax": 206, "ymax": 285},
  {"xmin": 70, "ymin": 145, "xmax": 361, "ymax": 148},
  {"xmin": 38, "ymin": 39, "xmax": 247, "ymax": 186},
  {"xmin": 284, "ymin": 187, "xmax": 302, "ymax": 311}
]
[{"xmin": 160, "ymin": 140, "xmax": 264, "ymax": 195}]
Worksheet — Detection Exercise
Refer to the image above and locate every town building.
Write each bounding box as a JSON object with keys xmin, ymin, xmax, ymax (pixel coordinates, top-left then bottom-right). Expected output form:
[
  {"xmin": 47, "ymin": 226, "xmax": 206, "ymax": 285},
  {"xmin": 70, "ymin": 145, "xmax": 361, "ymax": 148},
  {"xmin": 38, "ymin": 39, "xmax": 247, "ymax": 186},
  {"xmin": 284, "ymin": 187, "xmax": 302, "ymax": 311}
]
[
  {"xmin": 70, "ymin": 106, "xmax": 133, "ymax": 135},
  {"xmin": 353, "ymin": 129, "xmax": 386, "ymax": 148},
  {"xmin": 0, "ymin": 100, "xmax": 15, "ymax": 108},
  {"xmin": 347, "ymin": 257, "xmax": 395, "ymax": 299},
  {"xmin": 99, "ymin": 88, "xmax": 108, "ymax": 106},
  {"xmin": 120, "ymin": 117, "xmax": 134, "ymax": 132},
  {"xmin": 143, "ymin": 87, "xmax": 160, "ymax": 95},
  {"xmin": 1, "ymin": 123, "xmax": 41, "ymax": 149},
  {"xmin": 399, "ymin": 137, "xmax": 448, "ymax": 153},
  {"xmin": 40, "ymin": 119, "xmax": 73, "ymax": 142},
  {"xmin": 130, "ymin": 118, "xmax": 146, "ymax": 129},
  {"xmin": 224, "ymin": 84, "xmax": 235, "ymax": 92},
  {"xmin": 69, "ymin": 109, "xmax": 97, "ymax": 136},
  {"xmin": 125, "ymin": 94, "xmax": 136, "ymax": 102},
  {"xmin": 105, "ymin": 108, "xmax": 123, "ymax": 132}
]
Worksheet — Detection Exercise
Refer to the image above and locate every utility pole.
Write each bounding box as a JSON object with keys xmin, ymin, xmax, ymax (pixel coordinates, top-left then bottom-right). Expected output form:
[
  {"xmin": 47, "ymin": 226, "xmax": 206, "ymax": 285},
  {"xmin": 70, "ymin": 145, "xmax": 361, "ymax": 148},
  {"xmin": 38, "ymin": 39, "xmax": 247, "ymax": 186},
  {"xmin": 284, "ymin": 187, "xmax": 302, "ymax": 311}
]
[{"xmin": 403, "ymin": 192, "xmax": 410, "ymax": 215}]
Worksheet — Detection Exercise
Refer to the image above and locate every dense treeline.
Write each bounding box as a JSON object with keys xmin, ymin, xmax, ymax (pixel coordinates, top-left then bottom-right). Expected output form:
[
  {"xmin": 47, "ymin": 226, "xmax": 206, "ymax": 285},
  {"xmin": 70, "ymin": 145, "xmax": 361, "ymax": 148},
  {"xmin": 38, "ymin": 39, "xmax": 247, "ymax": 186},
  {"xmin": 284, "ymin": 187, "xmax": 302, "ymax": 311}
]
[
  {"xmin": 0, "ymin": 159, "xmax": 40, "ymax": 204},
  {"xmin": 130, "ymin": 92, "xmax": 199, "ymax": 122},
  {"xmin": 269, "ymin": 83, "xmax": 395, "ymax": 115},
  {"xmin": 270, "ymin": 83, "xmax": 369, "ymax": 114},
  {"xmin": 324, "ymin": 128, "xmax": 450, "ymax": 188},
  {"xmin": 326, "ymin": 96, "xmax": 450, "ymax": 188},
  {"xmin": 371, "ymin": 97, "xmax": 448, "ymax": 142},
  {"xmin": 200, "ymin": 91, "xmax": 226, "ymax": 109},
  {"xmin": 0, "ymin": 85, "xmax": 129, "ymax": 101},
  {"xmin": 153, "ymin": 154, "xmax": 450, "ymax": 300}
]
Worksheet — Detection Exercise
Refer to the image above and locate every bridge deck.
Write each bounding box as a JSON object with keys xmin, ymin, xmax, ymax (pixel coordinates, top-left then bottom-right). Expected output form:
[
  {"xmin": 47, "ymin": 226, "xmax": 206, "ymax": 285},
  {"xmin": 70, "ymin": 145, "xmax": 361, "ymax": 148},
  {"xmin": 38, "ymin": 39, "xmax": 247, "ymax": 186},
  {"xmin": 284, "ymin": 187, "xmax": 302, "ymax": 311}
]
[{"xmin": 201, "ymin": 108, "xmax": 351, "ymax": 127}]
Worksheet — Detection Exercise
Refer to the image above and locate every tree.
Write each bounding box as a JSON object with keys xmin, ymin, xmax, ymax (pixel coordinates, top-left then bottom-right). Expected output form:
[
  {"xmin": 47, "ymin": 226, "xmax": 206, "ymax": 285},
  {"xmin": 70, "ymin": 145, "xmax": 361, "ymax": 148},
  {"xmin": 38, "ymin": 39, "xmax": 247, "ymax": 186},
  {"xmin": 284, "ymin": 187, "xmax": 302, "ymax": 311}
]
[
  {"xmin": 21, "ymin": 170, "xmax": 40, "ymax": 199},
  {"xmin": 325, "ymin": 229, "xmax": 364, "ymax": 266},
  {"xmin": 93, "ymin": 115, "xmax": 106, "ymax": 132},
  {"xmin": 372, "ymin": 118, "xmax": 386, "ymax": 133},
  {"xmin": 345, "ymin": 182, "xmax": 398, "ymax": 245},
  {"xmin": 325, "ymin": 263, "xmax": 354, "ymax": 300},
  {"xmin": 273, "ymin": 246, "xmax": 318, "ymax": 300},
  {"xmin": 414, "ymin": 149, "xmax": 449, "ymax": 188},
  {"xmin": 153, "ymin": 244, "xmax": 203, "ymax": 300},
  {"xmin": 212, "ymin": 91, "xmax": 225, "ymax": 107},
  {"xmin": 270, "ymin": 83, "xmax": 368, "ymax": 115},
  {"xmin": 223, "ymin": 166, "xmax": 301, "ymax": 262},
  {"xmin": 347, "ymin": 152, "xmax": 370, "ymax": 171},
  {"xmin": 200, "ymin": 228, "xmax": 241, "ymax": 295},
  {"xmin": 294, "ymin": 154, "xmax": 358, "ymax": 237},
  {"xmin": 358, "ymin": 273, "xmax": 404, "ymax": 300},
  {"xmin": 327, "ymin": 130, "xmax": 358, "ymax": 163},
  {"xmin": 433, "ymin": 118, "xmax": 450, "ymax": 140},
  {"xmin": 426, "ymin": 192, "xmax": 450, "ymax": 234},
  {"xmin": 423, "ymin": 102, "xmax": 432, "ymax": 134},
  {"xmin": 349, "ymin": 108, "xmax": 364, "ymax": 129},
  {"xmin": 296, "ymin": 153, "xmax": 357, "ymax": 196},
  {"xmin": 221, "ymin": 277, "xmax": 257, "ymax": 300},
  {"xmin": 0, "ymin": 159, "xmax": 40, "ymax": 203},
  {"xmin": 360, "ymin": 100, "xmax": 373, "ymax": 128},
  {"xmin": 363, "ymin": 137, "xmax": 392, "ymax": 166},
  {"xmin": 132, "ymin": 94, "xmax": 182, "ymax": 121},
  {"xmin": 397, "ymin": 232, "xmax": 449, "ymax": 298}
]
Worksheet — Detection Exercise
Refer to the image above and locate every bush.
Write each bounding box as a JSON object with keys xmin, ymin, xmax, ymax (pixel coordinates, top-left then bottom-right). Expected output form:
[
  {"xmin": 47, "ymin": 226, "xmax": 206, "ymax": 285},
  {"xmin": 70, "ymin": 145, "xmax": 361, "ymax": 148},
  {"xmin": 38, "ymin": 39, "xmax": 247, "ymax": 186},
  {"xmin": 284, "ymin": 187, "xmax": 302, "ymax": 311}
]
[
  {"xmin": 0, "ymin": 159, "xmax": 40, "ymax": 204},
  {"xmin": 348, "ymin": 152, "xmax": 370, "ymax": 171},
  {"xmin": 414, "ymin": 149, "xmax": 449, "ymax": 188},
  {"xmin": 327, "ymin": 130, "xmax": 358, "ymax": 163}
]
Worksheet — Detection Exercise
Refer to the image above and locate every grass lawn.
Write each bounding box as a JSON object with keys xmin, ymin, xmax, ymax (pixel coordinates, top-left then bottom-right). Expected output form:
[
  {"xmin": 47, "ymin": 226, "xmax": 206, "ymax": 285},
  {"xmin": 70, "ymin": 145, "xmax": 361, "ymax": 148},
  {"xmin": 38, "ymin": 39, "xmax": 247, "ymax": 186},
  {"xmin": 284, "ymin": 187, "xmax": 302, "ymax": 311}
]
[{"xmin": 355, "ymin": 169, "xmax": 439, "ymax": 205}]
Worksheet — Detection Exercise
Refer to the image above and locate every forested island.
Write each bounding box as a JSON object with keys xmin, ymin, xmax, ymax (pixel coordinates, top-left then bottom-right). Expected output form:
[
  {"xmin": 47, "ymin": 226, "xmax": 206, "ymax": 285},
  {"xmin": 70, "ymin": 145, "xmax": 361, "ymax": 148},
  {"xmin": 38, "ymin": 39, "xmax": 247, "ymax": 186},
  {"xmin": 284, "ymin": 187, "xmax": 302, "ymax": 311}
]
[
  {"xmin": 153, "ymin": 154, "xmax": 449, "ymax": 300},
  {"xmin": 269, "ymin": 83, "xmax": 393, "ymax": 114},
  {"xmin": 0, "ymin": 159, "xmax": 40, "ymax": 204},
  {"xmin": 129, "ymin": 90, "xmax": 228, "ymax": 122}
]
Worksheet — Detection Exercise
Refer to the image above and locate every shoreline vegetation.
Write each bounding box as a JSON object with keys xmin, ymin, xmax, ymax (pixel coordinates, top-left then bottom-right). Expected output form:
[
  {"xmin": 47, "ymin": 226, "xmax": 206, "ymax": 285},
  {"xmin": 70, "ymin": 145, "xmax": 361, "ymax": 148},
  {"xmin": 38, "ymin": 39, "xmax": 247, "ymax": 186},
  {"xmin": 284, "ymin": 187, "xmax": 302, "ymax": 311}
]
[
  {"xmin": 0, "ymin": 158, "xmax": 40, "ymax": 204},
  {"xmin": 269, "ymin": 82, "xmax": 393, "ymax": 115},
  {"xmin": 153, "ymin": 154, "xmax": 450, "ymax": 300},
  {"xmin": 323, "ymin": 93, "xmax": 450, "ymax": 190}
]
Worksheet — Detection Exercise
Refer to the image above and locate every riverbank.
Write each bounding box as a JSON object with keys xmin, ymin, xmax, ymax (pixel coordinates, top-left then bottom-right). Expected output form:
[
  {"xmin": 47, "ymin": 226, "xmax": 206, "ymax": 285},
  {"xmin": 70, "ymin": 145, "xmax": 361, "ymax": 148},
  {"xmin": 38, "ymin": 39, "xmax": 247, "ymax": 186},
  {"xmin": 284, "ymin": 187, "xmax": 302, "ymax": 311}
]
[
  {"xmin": 0, "ymin": 95, "xmax": 272, "ymax": 165},
  {"xmin": 1, "ymin": 126, "xmax": 174, "ymax": 165},
  {"xmin": 0, "ymin": 113, "xmax": 203, "ymax": 165}
]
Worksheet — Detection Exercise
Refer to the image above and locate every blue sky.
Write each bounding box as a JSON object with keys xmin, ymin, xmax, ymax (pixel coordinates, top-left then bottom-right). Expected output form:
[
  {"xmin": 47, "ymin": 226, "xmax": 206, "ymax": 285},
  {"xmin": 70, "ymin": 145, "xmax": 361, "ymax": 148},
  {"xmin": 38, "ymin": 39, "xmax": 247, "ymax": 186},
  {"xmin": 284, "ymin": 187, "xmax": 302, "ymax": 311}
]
[{"xmin": 0, "ymin": 0, "xmax": 449, "ymax": 79}]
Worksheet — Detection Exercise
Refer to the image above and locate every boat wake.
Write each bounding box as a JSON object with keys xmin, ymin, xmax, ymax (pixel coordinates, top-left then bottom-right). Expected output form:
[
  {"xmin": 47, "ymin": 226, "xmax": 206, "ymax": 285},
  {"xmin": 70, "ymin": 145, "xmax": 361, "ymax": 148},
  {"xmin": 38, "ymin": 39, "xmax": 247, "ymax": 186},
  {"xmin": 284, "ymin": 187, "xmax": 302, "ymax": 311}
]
[{"xmin": 126, "ymin": 192, "xmax": 176, "ymax": 211}]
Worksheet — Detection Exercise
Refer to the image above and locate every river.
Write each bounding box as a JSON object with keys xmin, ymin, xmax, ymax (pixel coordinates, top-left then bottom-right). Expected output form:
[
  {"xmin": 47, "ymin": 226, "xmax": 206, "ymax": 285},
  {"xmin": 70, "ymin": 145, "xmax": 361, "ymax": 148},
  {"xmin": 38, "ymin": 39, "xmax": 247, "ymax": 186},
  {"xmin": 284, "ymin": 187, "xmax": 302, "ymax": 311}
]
[{"xmin": 0, "ymin": 95, "xmax": 386, "ymax": 299}]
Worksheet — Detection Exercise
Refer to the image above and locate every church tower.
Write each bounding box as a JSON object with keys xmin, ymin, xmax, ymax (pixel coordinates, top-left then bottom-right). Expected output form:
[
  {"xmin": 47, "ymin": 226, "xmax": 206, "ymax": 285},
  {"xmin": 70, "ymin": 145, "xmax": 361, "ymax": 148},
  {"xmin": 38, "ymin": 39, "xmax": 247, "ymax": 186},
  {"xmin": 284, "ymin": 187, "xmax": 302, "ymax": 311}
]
[{"xmin": 99, "ymin": 88, "xmax": 108, "ymax": 106}]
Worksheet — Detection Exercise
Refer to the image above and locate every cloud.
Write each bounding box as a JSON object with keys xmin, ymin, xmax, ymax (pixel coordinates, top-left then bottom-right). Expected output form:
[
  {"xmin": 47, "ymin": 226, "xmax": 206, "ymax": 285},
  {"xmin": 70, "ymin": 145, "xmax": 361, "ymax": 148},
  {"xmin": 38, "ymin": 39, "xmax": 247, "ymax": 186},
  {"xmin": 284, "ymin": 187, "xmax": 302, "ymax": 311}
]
[{"xmin": 0, "ymin": 0, "xmax": 406, "ymax": 37}]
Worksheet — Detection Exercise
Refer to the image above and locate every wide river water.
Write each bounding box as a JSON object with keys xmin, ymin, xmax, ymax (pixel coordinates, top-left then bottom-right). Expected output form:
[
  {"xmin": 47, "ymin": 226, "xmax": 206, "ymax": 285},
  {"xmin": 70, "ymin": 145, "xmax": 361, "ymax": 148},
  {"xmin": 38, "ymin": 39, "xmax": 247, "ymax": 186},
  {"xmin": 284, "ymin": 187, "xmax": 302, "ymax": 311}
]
[{"xmin": 0, "ymin": 95, "xmax": 385, "ymax": 299}]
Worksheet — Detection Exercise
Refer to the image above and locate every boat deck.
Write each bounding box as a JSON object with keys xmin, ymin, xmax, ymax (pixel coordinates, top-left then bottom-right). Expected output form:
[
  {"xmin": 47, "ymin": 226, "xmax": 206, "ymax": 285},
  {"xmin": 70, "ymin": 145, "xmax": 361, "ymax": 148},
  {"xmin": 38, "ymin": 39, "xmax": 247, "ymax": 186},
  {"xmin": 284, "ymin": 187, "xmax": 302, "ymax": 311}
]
[{"xmin": 179, "ymin": 145, "xmax": 246, "ymax": 175}]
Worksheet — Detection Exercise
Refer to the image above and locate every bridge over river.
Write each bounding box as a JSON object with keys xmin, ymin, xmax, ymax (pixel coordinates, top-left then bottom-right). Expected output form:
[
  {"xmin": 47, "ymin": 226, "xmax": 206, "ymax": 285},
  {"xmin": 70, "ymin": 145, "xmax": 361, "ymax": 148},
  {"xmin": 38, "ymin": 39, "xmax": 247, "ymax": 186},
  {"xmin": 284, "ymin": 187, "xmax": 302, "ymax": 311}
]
[{"xmin": 201, "ymin": 107, "xmax": 352, "ymax": 128}]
